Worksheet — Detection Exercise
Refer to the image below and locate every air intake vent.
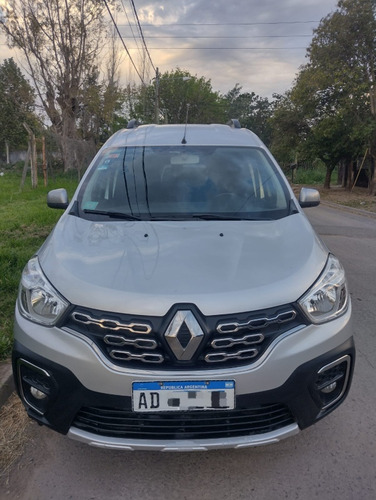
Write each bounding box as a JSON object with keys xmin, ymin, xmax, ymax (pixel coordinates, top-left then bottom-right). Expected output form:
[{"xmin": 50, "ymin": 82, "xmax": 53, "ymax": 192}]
[{"xmin": 73, "ymin": 403, "xmax": 295, "ymax": 440}]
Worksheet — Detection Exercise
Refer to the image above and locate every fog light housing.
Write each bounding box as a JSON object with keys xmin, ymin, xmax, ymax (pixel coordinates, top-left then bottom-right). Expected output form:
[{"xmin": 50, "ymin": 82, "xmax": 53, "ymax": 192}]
[
  {"xmin": 17, "ymin": 359, "xmax": 54, "ymax": 415},
  {"xmin": 30, "ymin": 386, "xmax": 48, "ymax": 400},
  {"xmin": 321, "ymin": 381, "xmax": 337, "ymax": 394},
  {"xmin": 315, "ymin": 355, "xmax": 351, "ymax": 410}
]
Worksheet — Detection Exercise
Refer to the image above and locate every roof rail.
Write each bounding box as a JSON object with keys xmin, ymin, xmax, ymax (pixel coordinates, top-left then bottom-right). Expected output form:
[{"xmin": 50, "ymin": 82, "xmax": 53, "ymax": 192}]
[
  {"xmin": 227, "ymin": 119, "xmax": 241, "ymax": 129},
  {"xmin": 127, "ymin": 119, "xmax": 140, "ymax": 129}
]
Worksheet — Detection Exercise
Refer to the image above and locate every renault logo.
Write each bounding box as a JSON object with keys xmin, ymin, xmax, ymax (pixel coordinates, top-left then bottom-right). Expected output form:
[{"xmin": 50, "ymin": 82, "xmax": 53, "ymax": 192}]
[{"xmin": 164, "ymin": 310, "xmax": 204, "ymax": 361}]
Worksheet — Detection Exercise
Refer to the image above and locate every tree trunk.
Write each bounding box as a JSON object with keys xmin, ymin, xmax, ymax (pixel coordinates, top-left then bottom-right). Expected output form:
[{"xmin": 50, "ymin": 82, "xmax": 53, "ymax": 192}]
[
  {"xmin": 5, "ymin": 141, "xmax": 10, "ymax": 164},
  {"xmin": 369, "ymin": 156, "xmax": 376, "ymax": 195},
  {"xmin": 23, "ymin": 123, "xmax": 37, "ymax": 188},
  {"xmin": 60, "ymin": 112, "xmax": 78, "ymax": 172},
  {"xmin": 338, "ymin": 159, "xmax": 345, "ymax": 186},
  {"xmin": 346, "ymin": 160, "xmax": 354, "ymax": 190},
  {"xmin": 323, "ymin": 165, "xmax": 334, "ymax": 189},
  {"xmin": 31, "ymin": 132, "xmax": 37, "ymax": 188}
]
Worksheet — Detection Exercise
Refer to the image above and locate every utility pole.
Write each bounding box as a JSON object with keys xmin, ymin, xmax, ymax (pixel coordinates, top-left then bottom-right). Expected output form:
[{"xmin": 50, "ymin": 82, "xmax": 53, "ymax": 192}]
[{"xmin": 155, "ymin": 67, "xmax": 160, "ymax": 124}]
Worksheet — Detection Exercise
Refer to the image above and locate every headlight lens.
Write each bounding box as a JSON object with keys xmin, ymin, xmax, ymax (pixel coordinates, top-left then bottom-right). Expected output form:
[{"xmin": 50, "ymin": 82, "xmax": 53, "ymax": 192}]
[
  {"xmin": 298, "ymin": 254, "xmax": 349, "ymax": 324},
  {"xmin": 18, "ymin": 257, "xmax": 69, "ymax": 326}
]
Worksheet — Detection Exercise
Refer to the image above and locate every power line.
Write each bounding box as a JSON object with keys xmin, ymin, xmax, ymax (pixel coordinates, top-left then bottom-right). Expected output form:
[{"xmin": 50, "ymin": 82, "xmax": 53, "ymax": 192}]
[
  {"xmin": 0, "ymin": 43, "xmax": 309, "ymax": 48},
  {"xmin": 125, "ymin": 47, "xmax": 308, "ymax": 50},
  {"xmin": 119, "ymin": 0, "xmax": 144, "ymax": 62},
  {"xmin": 102, "ymin": 0, "xmax": 145, "ymax": 84},
  {"xmin": 129, "ymin": 0, "xmax": 156, "ymax": 73},
  {"xmin": 117, "ymin": 21, "xmax": 320, "ymax": 27},
  {"xmin": 127, "ymin": 35, "xmax": 313, "ymax": 39}
]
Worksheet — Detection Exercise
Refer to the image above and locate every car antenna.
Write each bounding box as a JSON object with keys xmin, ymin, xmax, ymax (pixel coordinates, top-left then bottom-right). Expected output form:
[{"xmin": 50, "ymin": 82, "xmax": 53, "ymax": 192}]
[{"xmin": 181, "ymin": 104, "xmax": 190, "ymax": 144}]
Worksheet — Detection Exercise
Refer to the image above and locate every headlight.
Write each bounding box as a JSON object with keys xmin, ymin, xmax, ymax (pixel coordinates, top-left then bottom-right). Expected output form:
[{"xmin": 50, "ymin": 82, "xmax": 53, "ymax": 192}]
[
  {"xmin": 298, "ymin": 254, "xmax": 349, "ymax": 324},
  {"xmin": 18, "ymin": 257, "xmax": 69, "ymax": 326}
]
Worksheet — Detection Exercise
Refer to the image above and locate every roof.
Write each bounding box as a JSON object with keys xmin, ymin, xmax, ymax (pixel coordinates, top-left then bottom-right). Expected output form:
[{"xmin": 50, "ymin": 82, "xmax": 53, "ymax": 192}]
[{"xmin": 104, "ymin": 123, "xmax": 265, "ymax": 149}]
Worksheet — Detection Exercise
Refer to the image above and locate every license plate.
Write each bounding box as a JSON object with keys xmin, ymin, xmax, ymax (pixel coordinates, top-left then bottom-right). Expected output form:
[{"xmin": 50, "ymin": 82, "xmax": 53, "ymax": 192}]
[{"xmin": 132, "ymin": 380, "xmax": 235, "ymax": 412}]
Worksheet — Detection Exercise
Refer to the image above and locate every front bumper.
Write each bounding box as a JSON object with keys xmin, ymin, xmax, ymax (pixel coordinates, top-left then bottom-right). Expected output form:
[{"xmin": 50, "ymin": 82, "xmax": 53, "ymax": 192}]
[
  {"xmin": 12, "ymin": 333, "xmax": 355, "ymax": 450},
  {"xmin": 13, "ymin": 301, "xmax": 355, "ymax": 450},
  {"xmin": 67, "ymin": 424, "xmax": 300, "ymax": 451}
]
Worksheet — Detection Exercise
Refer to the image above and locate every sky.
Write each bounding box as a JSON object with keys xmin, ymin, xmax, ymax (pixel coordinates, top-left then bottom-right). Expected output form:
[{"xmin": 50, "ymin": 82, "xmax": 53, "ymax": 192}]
[
  {"xmin": 0, "ymin": 0, "xmax": 340, "ymax": 99},
  {"xmin": 117, "ymin": 0, "xmax": 340, "ymax": 98}
]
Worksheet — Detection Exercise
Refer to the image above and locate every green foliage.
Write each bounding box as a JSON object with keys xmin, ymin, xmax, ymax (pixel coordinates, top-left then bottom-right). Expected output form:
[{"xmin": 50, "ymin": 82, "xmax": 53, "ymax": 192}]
[
  {"xmin": 0, "ymin": 168, "xmax": 78, "ymax": 360},
  {"xmin": 291, "ymin": 162, "xmax": 336, "ymax": 185},
  {"xmin": 0, "ymin": 58, "xmax": 36, "ymax": 155},
  {"xmin": 271, "ymin": 0, "xmax": 376, "ymax": 188},
  {"xmin": 131, "ymin": 68, "xmax": 226, "ymax": 125},
  {"xmin": 78, "ymin": 65, "xmax": 128, "ymax": 146},
  {"xmin": 308, "ymin": 0, "xmax": 376, "ymax": 89},
  {"xmin": 224, "ymin": 84, "xmax": 273, "ymax": 146},
  {"xmin": 269, "ymin": 92, "xmax": 309, "ymax": 165}
]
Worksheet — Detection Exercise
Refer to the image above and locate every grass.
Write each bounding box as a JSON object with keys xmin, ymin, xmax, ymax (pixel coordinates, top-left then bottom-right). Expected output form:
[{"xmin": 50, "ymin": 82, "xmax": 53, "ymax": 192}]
[
  {"xmin": 0, "ymin": 162, "xmax": 373, "ymax": 361},
  {"xmin": 286, "ymin": 162, "xmax": 337, "ymax": 185},
  {"xmin": 0, "ymin": 167, "xmax": 78, "ymax": 360}
]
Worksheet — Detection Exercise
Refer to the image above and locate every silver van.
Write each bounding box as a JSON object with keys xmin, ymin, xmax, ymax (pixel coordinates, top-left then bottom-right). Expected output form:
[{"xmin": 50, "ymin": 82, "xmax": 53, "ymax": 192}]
[{"xmin": 13, "ymin": 121, "xmax": 354, "ymax": 450}]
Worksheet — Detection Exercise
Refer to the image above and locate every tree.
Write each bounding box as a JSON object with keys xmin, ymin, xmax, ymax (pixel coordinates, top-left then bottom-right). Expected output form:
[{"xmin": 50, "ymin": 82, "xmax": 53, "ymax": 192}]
[
  {"xmin": 0, "ymin": 58, "xmax": 36, "ymax": 159},
  {"xmin": 299, "ymin": 0, "xmax": 376, "ymax": 188},
  {"xmin": 98, "ymin": 31, "xmax": 128, "ymax": 143},
  {"xmin": 270, "ymin": 0, "xmax": 376, "ymax": 189},
  {"xmin": 77, "ymin": 31, "xmax": 127, "ymax": 148},
  {"xmin": 0, "ymin": 0, "xmax": 114, "ymax": 170},
  {"xmin": 78, "ymin": 66, "xmax": 127, "ymax": 147},
  {"xmin": 269, "ymin": 91, "xmax": 308, "ymax": 166},
  {"xmin": 133, "ymin": 68, "xmax": 226, "ymax": 124},
  {"xmin": 308, "ymin": 0, "xmax": 376, "ymax": 102},
  {"xmin": 224, "ymin": 84, "xmax": 273, "ymax": 146}
]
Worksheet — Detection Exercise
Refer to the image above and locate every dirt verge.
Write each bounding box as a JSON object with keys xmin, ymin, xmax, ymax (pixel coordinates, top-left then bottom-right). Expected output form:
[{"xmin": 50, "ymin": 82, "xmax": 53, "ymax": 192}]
[
  {"xmin": 292, "ymin": 184, "xmax": 376, "ymax": 213},
  {"xmin": 0, "ymin": 394, "xmax": 31, "ymax": 485}
]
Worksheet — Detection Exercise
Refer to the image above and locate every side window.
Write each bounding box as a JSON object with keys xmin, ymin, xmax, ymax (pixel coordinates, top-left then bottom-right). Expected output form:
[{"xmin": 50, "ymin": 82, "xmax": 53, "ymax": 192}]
[{"xmin": 81, "ymin": 149, "xmax": 130, "ymax": 211}]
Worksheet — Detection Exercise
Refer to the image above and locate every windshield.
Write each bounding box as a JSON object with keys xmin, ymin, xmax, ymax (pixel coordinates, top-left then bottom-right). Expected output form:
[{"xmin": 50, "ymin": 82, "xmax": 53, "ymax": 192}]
[{"xmin": 78, "ymin": 146, "xmax": 290, "ymax": 221}]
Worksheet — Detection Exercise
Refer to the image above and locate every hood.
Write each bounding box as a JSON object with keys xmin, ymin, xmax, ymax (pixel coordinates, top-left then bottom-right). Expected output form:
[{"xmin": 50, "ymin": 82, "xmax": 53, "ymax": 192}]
[{"xmin": 38, "ymin": 213, "xmax": 328, "ymax": 316}]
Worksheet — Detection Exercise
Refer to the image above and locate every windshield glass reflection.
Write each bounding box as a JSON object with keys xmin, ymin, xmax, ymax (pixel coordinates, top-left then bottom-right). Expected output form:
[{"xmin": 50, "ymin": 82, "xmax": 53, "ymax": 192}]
[{"xmin": 79, "ymin": 146, "xmax": 290, "ymax": 220}]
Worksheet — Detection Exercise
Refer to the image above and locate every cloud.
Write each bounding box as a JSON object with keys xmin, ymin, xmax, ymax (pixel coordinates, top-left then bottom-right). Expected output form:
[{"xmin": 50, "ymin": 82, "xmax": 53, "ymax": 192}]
[
  {"xmin": 0, "ymin": 0, "xmax": 340, "ymax": 99},
  {"xmin": 119, "ymin": 0, "xmax": 339, "ymax": 98}
]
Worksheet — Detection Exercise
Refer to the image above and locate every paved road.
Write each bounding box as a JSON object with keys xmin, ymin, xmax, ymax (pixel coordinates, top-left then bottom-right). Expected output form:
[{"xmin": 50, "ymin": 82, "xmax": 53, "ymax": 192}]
[{"xmin": 3, "ymin": 204, "xmax": 376, "ymax": 500}]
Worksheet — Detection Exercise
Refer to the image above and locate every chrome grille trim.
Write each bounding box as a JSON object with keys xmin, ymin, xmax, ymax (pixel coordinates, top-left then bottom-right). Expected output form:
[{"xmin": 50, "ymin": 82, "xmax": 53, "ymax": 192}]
[
  {"xmin": 72, "ymin": 312, "xmax": 152, "ymax": 334},
  {"xmin": 216, "ymin": 310, "xmax": 297, "ymax": 334},
  {"xmin": 211, "ymin": 333, "xmax": 264, "ymax": 349},
  {"xmin": 109, "ymin": 350, "xmax": 164, "ymax": 364},
  {"xmin": 205, "ymin": 348, "xmax": 259, "ymax": 363},
  {"xmin": 66, "ymin": 306, "xmax": 305, "ymax": 369},
  {"xmin": 104, "ymin": 335, "xmax": 157, "ymax": 350},
  {"xmin": 62, "ymin": 324, "xmax": 306, "ymax": 374}
]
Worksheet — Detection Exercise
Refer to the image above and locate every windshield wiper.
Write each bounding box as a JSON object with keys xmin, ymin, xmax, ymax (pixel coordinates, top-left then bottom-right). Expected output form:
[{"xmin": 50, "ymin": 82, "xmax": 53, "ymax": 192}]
[
  {"xmin": 83, "ymin": 209, "xmax": 141, "ymax": 220},
  {"xmin": 191, "ymin": 213, "xmax": 240, "ymax": 220},
  {"xmin": 191, "ymin": 213, "xmax": 267, "ymax": 221}
]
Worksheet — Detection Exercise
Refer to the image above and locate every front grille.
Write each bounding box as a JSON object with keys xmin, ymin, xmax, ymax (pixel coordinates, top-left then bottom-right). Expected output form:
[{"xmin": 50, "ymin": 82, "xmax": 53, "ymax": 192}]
[
  {"xmin": 63, "ymin": 304, "xmax": 307, "ymax": 370},
  {"xmin": 73, "ymin": 403, "xmax": 295, "ymax": 440}
]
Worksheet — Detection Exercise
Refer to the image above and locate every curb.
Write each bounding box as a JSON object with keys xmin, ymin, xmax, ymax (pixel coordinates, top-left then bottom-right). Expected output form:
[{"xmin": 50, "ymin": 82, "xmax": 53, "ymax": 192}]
[{"xmin": 0, "ymin": 360, "xmax": 15, "ymax": 409}]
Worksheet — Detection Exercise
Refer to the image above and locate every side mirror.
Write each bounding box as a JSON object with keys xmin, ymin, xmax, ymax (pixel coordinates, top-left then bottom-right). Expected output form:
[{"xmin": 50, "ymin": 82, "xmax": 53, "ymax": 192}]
[
  {"xmin": 47, "ymin": 188, "xmax": 69, "ymax": 209},
  {"xmin": 299, "ymin": 187, "xmax": 320, "ymax": 208}
]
